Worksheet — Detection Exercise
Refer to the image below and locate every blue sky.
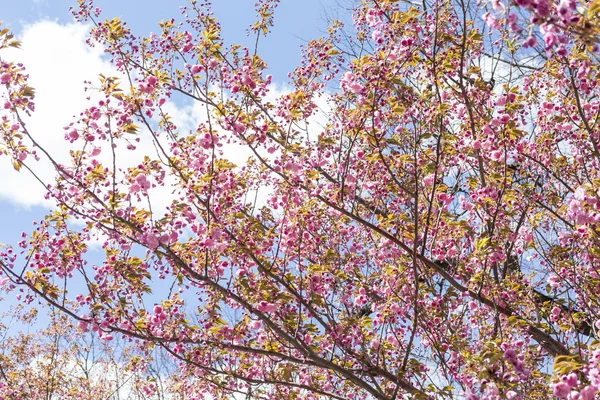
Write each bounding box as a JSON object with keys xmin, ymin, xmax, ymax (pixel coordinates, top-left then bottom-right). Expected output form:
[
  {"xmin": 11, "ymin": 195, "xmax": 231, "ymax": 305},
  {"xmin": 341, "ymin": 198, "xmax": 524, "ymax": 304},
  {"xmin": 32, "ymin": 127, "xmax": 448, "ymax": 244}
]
[
  {"xmin": 0, "ymin": 0, "xmax": 346, "ymax": 251},
  {"xmin": 0, "ymin": 0, "xmax": 345, "ymax": 82}
]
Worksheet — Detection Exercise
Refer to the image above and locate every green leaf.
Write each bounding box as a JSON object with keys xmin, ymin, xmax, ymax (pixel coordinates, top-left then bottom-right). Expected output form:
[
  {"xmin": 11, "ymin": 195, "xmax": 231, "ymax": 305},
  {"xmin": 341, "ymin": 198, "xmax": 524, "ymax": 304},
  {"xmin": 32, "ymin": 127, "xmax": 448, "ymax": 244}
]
[
  {"xmin": 589, "ymin": 0, "xmax": 600, "ymax": 17},
  {"xmin": 475, "ymin": 237, "xmax": 490, "ymax": 251},
  {"xmin": 553, "ymin": 355, "xmax": 584, "ymax": 376}
]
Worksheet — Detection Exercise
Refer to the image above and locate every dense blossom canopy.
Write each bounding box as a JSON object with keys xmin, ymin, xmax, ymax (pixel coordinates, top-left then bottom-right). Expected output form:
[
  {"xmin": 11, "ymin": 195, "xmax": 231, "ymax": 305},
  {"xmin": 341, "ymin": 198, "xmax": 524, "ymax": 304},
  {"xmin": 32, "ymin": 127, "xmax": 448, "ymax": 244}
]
[{"xmin": 2, "ymin": 0, "xmax": 600, "ymax": 398}]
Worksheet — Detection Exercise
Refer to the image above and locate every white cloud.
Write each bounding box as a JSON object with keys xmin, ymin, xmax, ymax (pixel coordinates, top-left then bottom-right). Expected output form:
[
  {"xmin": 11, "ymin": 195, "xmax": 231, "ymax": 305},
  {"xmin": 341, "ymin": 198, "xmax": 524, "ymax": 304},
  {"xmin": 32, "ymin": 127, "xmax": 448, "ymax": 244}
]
[
  {"xmin": 0, "ymin": 21, "xmax": 118, "ymax": 208},
  {"xmin": 0, "ymin": 20, "xmax": 333, "ymax": 221}
]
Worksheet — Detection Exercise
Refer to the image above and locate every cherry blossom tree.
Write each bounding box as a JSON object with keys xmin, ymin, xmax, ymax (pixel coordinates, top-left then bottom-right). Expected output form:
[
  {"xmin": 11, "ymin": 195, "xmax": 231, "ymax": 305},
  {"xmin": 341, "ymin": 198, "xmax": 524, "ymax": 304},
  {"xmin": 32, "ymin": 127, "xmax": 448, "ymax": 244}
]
[
  {"xmin": 0, "ymin": 299, "xmax": 177, "ymax": 399},
  {"xmin": 3, "ymin": 0, "xmax": 600, "ymax": 398}
]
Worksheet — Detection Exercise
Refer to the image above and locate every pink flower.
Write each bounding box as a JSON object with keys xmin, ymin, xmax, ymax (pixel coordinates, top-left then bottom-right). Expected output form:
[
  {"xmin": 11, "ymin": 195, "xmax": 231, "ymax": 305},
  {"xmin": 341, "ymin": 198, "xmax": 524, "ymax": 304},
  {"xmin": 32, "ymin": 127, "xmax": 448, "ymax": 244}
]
[
  {"xmin": 589, "ymin": 367, "xmax": 600, "ymax": 386},
  {"xmin": 249, "ymin": 319, "xmax": 261, "ymax": 329},
  {"xmin": 553, "ymin": 382, "xmax": 571, "ymax": 398},
  {"xmin": 139, "ymin": 83, "xmax": 152, "ymax": 93},
  {"xmin": 535, "ymin": 0, "xmax": 551, "ymax": 17},
  {"xmin": 506, "ymin": 391, "xmax": 518, "ymax": 400},
  {"xmin": 574, "ymin": 186, "xmax": 587, "ymax": 201},
  {"xmin": 523, "ymin": 36, "xmax": 538, "ymax": 48},
  {"xmin": 135, "ymin": 174, "xmax": 151, "ymax": 191},
  {"xmin": 423, "ymin": 174, "xmax": 434, "ymax": 187},
  {"xmin": 371, "ymin": 30, "xmax": 383, "ymax": 44},
  {"xmin": 284, "ymin": 161, "xmax": 301, "ymax": 174},
  {"xmin": 139, "ymin": 76, "xmax": 158, "ymax": 94},
  {"xmin": 304, "ymin": 333, "xmax": 312, "ymax": 344},
  {"xmin": 242, "ymin": 75, "xmax": 256, "ymax": 89},
  {"xmin": 340, "ymin": 71, "xmax": 364, "ymax": 94},
  {"xmin": 365, "ymin": 8, "xmax": 381, "ymax": 27},
  {"xmin": 354, "ymin": 294, "xmax": 368, "ymax": 306},
  {"xmin": 490, "ymin": 150, "xmax": 502, "ymax": 161},
  {"xmin": 565, "ymin": 372, "xmax": 579, "ymax": 388},
  {"xmin": 557, "ymin": 0, "xmax": 573, "ymax": 21},
  {"xmin": 120, "ymin": 320, "xmax": 133, "ymax": 330},
  {"xmin": 68, "ymin": 129, "xmax": 79, "ymax": 140},
  {"xmin": 191, "ymin": 64, "xmax": 204, "ymax": 74},
  {"xmin": 580, "ymin": 386, "xmax": 597, "ymax": 400},
  {"xmin": 257, "ymin": 301, "xmax": 277, "ymax": 313},
  {"xmin": 548, "ymin": 275, "xmax": 561, "ymax": 288},
  {"xmin": 0, "ymin": 73, "xmax": 11, "ymax": 84},
  {"xmin": 78, "ymin": 319, "xmax": 90, "ymax": 332},
  {"xmin": 482, "ymin": 12, "xmax": 500, "ymax": 30},
  {"xmin": 145, "ymin": 233, "xmax": 159, "ymax": 249},
  {"xmin": 504, "ymin": 348, "xmax": 517, "ymax": 363},
  {"xmin": 550, "ymin": 306, "xmax": 562, "ymax": 322}
]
